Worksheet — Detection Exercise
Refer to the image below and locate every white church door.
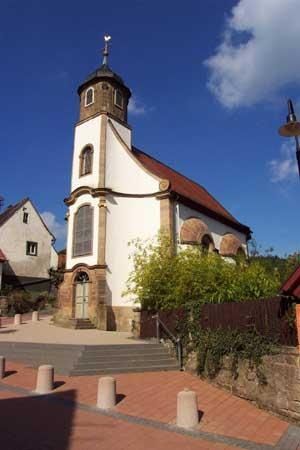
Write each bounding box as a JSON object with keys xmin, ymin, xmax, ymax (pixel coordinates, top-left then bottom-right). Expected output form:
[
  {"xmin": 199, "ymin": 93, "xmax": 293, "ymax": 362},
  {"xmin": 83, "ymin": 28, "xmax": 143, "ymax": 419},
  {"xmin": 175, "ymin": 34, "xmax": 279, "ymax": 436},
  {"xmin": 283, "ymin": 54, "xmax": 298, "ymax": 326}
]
[{"xmin": 74, "ymin": 272, "xmax": 89, "ymax": 319}]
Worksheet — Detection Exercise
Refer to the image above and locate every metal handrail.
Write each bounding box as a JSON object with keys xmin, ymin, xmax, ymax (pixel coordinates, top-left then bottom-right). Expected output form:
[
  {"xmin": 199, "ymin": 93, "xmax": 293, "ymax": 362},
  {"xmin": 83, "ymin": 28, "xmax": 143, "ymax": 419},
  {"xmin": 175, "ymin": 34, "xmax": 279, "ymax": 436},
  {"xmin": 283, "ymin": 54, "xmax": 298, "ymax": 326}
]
[{"xmin": 152, "ymin": 313, "xmax": 183, "ymax": 370}]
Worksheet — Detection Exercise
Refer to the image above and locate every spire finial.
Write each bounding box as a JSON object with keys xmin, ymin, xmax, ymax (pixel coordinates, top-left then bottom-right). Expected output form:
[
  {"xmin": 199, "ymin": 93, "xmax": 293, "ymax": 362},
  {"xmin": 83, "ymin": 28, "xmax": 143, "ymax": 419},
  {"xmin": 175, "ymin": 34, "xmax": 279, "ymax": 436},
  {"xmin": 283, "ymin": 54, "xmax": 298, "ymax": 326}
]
[{"xmin": 102, "ymin": 34, "xmax": 111, "ymax": 66}]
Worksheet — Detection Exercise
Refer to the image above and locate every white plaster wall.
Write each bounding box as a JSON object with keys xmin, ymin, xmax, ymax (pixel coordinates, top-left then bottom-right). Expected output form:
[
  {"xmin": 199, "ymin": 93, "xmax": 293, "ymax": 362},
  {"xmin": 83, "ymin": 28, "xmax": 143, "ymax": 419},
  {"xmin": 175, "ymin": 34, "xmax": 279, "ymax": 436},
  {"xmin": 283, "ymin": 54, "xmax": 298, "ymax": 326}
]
[
  {"xmin": 110, "ymin": 118, "xmax": 131, "ymax": 148},
  {"xmin": 50, "ymin": 247, "xmax": 58, "ymax": 269},
  {"xmin": 0, "ymin": 200, "xmax": 54, "ymax": 278},
  {"xmin": 71, "ymin": 115, "xmax": 101, "ymax": 192},
  {"xmin": 66, "ymin": 194, "xmax": 100, "ymax": 269},
  {"xmin": 106, "ymin": 122, "xmax": 160, "ymax": 194},
  {"xmin": 106, "ymin": 195, "xmax": 160, "ymax": 306},
  {"xmin": 176, "ymin": 203, "xmax": 248, "ymax": 253}
]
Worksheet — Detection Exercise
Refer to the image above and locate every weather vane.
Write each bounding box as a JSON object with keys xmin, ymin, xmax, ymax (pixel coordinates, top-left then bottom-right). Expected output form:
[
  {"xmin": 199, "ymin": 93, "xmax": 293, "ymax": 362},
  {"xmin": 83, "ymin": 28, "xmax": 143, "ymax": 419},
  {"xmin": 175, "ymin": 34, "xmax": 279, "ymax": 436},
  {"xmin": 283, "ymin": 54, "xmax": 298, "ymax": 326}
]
[{"xmin": 102, "ymin": 34, "xmax": 111, "ymax": 65}]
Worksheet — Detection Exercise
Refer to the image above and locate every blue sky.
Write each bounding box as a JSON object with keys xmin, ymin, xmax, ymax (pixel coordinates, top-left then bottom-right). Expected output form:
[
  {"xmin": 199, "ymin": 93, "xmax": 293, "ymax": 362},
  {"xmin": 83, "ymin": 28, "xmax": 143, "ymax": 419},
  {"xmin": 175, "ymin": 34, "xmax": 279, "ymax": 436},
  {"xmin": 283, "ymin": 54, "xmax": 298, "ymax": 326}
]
[{"xmin": 1, "ymin": 0, "xmax": 300, "ymax": 255}]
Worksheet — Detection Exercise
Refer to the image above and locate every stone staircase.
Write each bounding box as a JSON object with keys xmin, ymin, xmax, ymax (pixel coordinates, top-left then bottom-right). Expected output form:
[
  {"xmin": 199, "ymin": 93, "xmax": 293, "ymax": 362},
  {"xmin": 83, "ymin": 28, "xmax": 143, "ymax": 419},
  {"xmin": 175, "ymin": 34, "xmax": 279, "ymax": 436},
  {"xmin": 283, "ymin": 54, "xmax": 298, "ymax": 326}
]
[
  {"xmin": 68, "ymin": 319, "xmax": 96, "ymax": 329},
  {"xmin": 0, "ymin": 342, "xmax": 179, "ymax": 376}
]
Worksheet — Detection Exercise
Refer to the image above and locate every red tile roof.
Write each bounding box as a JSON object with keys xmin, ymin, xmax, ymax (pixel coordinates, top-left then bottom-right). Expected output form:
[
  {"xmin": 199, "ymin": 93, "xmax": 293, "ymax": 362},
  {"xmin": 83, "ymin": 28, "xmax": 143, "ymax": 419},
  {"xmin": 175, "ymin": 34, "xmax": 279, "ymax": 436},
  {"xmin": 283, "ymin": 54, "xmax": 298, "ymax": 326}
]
[
  {"xmin": 0, "ymin": 198, "xmax": 29, "ymax": 228},
  {"xmin": 281, "ymin": 266, "xmax": 300, "ymax": 299},
  {"xmin": 0, "ymin": 249, "xmax": 7, "ymax": 262},
  {"xmin": 132, "ymin": 147, "xmax": 251, "ymax": 236}
]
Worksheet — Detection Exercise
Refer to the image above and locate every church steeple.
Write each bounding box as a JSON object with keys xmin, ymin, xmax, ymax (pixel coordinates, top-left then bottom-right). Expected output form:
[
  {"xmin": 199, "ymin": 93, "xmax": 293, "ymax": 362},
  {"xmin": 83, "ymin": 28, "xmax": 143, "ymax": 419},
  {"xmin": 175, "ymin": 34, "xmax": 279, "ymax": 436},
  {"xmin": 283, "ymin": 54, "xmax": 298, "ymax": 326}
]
[
  {"xmin": 77, "ymin": 35, "xmax": 131, "ymax": 124},
  {"xmin": 102, "ymin": 34, "xmax": 111, "ymax": 66}
]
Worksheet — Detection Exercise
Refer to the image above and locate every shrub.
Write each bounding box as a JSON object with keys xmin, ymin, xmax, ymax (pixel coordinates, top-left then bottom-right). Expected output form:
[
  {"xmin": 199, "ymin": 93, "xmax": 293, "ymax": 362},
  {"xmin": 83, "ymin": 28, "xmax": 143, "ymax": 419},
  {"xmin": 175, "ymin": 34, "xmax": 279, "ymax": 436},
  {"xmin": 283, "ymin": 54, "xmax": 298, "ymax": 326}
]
[{"xmin": 124, "ymin": 234, "xmax": 281, "ymax": 311}]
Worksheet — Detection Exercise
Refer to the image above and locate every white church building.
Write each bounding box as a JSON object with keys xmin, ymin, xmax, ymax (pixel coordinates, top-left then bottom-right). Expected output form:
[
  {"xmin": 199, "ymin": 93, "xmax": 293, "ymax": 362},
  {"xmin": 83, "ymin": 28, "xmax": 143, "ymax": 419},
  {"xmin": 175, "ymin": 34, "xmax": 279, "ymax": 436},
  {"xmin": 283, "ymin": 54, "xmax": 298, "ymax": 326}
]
[{"xmin": 56, "ymin": 38, "xmax": 251, "ymax": 331}]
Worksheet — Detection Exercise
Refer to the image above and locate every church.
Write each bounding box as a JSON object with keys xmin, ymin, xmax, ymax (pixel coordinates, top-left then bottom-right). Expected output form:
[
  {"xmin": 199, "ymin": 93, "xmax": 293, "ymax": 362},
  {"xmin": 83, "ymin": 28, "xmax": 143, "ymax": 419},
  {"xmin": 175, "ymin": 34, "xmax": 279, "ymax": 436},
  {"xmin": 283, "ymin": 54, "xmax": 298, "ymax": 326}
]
[{"xmin": 56, "ymin": 37, "xmax": 251, "ymax": 332}]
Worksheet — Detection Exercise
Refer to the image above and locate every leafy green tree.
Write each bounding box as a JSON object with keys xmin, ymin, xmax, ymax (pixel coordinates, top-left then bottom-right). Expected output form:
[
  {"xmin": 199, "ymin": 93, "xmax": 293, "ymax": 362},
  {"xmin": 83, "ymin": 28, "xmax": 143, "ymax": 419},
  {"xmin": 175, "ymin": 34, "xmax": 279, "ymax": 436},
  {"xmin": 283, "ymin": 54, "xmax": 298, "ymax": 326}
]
[{"xmin": 124, "ymin": 234, "xmax": 281, "ymax": 310}]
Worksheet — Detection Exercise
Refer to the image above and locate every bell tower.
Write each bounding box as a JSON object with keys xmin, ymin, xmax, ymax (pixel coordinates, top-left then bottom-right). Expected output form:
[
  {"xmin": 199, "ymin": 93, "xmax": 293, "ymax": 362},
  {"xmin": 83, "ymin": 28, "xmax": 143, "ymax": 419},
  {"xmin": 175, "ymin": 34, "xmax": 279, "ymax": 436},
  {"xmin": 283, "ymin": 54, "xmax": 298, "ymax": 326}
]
[
  {"xmin": 56, "ymin": 36, "xmax": 133, "ymax": 331},
  {"xmin": 77, "ymin": 36, "xmax": 131, "ymax": 124}
]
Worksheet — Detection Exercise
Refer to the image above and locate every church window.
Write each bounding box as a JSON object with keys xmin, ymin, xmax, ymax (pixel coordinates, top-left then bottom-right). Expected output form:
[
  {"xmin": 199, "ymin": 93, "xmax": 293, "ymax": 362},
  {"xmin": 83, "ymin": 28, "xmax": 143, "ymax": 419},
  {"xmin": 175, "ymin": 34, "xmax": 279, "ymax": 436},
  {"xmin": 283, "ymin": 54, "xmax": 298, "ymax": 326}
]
[
  {"xmin": 85, "ymin": 87, "xmax": 94, "ymax": 106},
  {"xmin": 79, "ymin": 146, "xmax": 93, "ymax": 176},
  {"xmin": 201, "ymin": 235, "xmax": 214, "ymax": 253},
  {"xmin": 23, "ymin": 212, "xmax": 28, "ymax": 223},
  {"xmin": 26, "ymin": 241, "xmax": 38, "ymax": 256},
  {"xmin": 114, "ymin": 89, "xmax": 123, "ymax": 109},
  {"xmin": 73, "ymin": 205, "xmax": 93, "ymax": 257}
]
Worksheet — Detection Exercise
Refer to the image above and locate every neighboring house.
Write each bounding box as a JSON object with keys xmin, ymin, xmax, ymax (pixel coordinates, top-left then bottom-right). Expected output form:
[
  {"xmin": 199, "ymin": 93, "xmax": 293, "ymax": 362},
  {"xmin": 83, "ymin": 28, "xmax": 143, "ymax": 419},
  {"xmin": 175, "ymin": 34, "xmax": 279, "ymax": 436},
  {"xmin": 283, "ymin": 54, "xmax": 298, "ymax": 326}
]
[
  {"xmin": 281, "ymin": 266, "xmax": 300, "ymax": 299},
  {"xmin": 0, "ymin": 249, "xmax": 7, "ymax": 291},
  {"xmin": 57, "ymin": 249, "xmax": 66, "ymax": 270},
  {"xmin": 0, "ymin": 198, "xmax": 58, "ymax": 291},
  {"xmin": 57, "ymin": 40, "xmax": 251, "ymax": 331}
]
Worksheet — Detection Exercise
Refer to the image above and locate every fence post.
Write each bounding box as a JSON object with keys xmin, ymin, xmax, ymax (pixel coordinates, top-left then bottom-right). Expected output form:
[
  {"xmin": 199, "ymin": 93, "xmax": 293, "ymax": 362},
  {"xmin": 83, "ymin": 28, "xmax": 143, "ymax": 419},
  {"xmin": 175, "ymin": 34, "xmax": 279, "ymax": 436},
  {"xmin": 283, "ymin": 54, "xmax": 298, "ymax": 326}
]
[
  {"xmin": 295, "ymin": 305, "xmax": 300, "ymax": 350},
  {"xmin": 155, "ymin": 314, "xmax": 160, "ymax": 343}
]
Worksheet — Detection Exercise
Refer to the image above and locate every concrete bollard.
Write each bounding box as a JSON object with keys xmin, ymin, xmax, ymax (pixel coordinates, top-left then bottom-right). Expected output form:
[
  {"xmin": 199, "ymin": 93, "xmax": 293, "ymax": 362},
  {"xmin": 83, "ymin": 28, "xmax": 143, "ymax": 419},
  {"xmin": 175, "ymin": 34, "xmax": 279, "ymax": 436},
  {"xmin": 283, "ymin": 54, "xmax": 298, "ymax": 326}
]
[
  {"xmin": 97, "ymin": 376, "xmax": 116, "ymax": 409},
  {"xmin": 32, "ymin": 311, "xmax": 39, "ymax": 322},
  {"xmin": 176, "ymin": 388, "xmax": 199, "ymax": 429},
  {"xmin": 35, "ymin": 365, "xmax": 54, "ymax": 394},
  {"xmin": 14, "ymin": 314, "xmax": 22, "ymax": 326},
  {"xmin": 0, "ymin": 356, "xmax": 5, "ymax": 379}
]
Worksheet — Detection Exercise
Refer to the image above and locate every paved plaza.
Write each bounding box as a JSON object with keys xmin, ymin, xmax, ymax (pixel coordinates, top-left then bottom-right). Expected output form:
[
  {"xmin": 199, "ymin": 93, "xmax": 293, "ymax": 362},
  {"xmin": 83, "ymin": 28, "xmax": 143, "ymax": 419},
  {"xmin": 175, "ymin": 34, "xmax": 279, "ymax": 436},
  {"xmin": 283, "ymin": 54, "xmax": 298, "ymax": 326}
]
[
  {"xmin": 0, "ymin": 315, "xmax": 147, "ymax": 345},
  {"xmin": 1, "ymin": 359, "xmax": 300, "ymax": 449}
]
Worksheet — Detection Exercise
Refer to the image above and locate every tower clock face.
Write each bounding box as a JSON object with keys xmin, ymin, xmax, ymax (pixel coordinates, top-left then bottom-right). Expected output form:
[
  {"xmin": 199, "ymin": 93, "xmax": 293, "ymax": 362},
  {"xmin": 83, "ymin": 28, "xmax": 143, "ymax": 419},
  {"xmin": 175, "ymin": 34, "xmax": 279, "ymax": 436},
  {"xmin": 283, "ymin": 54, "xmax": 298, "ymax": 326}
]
[{"xmin": 102, "ymin": 83, "xmax": 109, "ymax": 90}]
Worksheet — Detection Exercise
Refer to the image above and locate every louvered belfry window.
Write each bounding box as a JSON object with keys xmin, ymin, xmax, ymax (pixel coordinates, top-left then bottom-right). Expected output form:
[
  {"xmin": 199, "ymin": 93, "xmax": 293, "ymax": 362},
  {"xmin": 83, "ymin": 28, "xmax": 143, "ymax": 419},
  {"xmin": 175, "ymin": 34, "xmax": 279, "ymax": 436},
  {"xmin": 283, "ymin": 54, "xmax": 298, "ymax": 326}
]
[{"xmin": 73, "ymin": 205, "xmax": 93, "ymax": 257}]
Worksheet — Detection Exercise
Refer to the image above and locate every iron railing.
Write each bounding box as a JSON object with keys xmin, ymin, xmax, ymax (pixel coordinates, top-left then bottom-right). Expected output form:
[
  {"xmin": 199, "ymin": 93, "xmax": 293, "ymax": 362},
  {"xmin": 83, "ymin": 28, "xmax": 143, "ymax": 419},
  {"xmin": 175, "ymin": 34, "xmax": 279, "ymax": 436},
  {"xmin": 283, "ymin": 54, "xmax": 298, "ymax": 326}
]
[{"xmin": 152, "ymin": 313, "xmax": 183, "ymax": 370}]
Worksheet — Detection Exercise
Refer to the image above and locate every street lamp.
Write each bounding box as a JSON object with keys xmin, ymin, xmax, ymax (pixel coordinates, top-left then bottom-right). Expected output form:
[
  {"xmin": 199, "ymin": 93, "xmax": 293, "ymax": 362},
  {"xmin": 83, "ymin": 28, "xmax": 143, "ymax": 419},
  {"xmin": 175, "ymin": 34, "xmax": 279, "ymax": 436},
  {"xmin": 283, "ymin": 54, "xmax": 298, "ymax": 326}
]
[{"xmin": 278, "ymin": 99, "xmax": 300, "ymax": 178}]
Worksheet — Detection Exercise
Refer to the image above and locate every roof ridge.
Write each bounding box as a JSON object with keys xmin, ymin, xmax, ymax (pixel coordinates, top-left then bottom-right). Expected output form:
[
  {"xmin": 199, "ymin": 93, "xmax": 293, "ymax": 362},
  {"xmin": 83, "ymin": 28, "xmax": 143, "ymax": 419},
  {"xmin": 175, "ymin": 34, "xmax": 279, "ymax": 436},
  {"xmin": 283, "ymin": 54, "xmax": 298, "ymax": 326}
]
[{"xmin": 0, "ymin": 197, "xmax": 29, "ymax": 228}]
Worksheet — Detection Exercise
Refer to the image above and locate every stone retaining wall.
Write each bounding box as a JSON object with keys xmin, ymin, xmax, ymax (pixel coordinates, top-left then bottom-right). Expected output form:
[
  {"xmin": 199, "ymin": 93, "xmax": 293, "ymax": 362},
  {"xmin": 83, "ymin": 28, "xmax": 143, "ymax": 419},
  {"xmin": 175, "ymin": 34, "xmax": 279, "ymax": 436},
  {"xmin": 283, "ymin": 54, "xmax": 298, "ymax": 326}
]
[{"xmin": 186, "ymin": 346, "xmax": 300, "ymax": 422}]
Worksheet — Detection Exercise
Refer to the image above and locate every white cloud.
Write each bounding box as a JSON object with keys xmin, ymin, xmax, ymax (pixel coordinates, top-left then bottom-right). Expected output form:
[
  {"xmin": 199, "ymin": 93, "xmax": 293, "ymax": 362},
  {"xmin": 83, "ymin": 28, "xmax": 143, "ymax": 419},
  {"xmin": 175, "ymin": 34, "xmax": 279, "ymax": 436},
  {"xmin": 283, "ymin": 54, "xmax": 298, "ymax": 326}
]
[
  {"xmin": 204, "ymin": 0, "xmax": 300, "ymax": 108},
  {"xmin": 268, "ymin": 140, "xmax": 298, "ymax": 183},
  {"xmin": 128, "ymin": 97, "xmax": 147, "ymax": 116},
  {"xmin": 41, "ymin": 211, "xmax": 67, "ymax": 241}
]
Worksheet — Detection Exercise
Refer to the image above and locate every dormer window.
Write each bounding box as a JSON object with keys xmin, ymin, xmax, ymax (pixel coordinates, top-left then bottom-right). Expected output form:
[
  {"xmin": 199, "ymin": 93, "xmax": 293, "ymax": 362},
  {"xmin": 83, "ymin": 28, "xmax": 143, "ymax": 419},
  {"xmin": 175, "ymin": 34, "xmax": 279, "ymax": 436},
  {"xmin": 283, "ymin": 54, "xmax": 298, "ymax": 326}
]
[
  {"xmin": 85, "ymin": 87, "xmax": 94, "ymax": 106},
  {"xmin": 79, "ymin": 146, "xmax": 93, "ymax": 176},
  {"xmin": 114, "ymin": 89, "xmax": 123, "ymax": 109}
]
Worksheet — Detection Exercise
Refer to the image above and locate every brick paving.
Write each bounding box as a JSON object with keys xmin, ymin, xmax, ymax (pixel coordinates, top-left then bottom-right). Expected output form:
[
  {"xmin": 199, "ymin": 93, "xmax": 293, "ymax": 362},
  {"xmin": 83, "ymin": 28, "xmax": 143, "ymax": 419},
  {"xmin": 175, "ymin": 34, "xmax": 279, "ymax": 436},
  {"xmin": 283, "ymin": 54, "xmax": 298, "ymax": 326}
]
[{"xmin": 1, "ymin": 361, "xmax": 300, "ymax": 449}]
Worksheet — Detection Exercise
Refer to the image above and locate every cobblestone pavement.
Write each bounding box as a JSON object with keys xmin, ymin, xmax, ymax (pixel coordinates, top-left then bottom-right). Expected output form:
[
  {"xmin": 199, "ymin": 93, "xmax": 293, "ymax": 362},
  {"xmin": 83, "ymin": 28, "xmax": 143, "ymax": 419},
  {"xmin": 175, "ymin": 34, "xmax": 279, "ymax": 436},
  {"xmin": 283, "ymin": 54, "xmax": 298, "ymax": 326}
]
[{"xmin": 1, "ymin": 361, "xmax": 300, "ymax": 449}]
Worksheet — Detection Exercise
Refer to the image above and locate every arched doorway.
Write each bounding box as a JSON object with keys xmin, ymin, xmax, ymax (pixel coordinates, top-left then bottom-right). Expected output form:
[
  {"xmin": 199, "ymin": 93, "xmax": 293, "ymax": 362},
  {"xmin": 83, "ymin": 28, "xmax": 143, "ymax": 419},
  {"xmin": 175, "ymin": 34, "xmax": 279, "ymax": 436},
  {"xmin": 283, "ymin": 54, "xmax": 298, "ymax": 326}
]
[{"xmin": 74, "ymin": 271, "xmax": 89, "ymax": 319}]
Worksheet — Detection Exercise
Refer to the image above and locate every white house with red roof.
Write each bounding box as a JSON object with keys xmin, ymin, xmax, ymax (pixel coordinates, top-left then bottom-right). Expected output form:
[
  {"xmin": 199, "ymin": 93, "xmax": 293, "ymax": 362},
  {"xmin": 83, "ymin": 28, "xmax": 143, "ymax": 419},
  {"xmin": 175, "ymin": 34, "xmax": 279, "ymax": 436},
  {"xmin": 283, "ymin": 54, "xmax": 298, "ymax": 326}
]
[
  {"xmin": 0, "ymin": 249, "xmax": 7, "ymax": 291},
  {"xmin": 0, "ymin": 198, "xmax": 58, "ymax": 291},
  {"xmin": 56, "ymin": 38, "xmax": 251, "ymax": 331}
]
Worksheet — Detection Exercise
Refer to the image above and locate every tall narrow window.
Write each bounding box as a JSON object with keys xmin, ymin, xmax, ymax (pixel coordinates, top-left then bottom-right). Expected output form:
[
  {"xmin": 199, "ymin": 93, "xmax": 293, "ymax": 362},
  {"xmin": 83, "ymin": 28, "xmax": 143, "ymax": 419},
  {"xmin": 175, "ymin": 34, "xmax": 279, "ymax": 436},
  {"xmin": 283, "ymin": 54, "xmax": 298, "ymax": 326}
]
[
  {"xmin": 85, "ymin": 87, "xmax": 94, "ymax": 106},
  {"xmin": 73, "ymin": 205, "xmax": 93, "ymax": 257},
  {"xmin": 114, "ymin": 89, "xmax": 123, "ymax": 109},
  {"xmin": 80, "ymin": 146, "xmax": 93, "ymax": 176}
]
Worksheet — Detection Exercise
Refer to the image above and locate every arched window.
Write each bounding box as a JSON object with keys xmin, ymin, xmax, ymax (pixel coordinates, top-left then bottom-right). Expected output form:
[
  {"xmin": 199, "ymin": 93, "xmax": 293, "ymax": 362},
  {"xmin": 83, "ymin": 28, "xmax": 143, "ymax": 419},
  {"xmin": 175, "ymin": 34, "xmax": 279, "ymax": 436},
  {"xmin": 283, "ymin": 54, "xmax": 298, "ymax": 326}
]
[
  {"xmin": 79, "ymin": 146, "xmax": 93, "ymax": 176},
  {"xmin": 201, "ymin": 234, "xmax": 215, "ymax": 253},
  {"xmin": 73, "ymin": 205, "xmax": 93, "ymax": 257},
  {"xmin": 85, "ymin": 87, "xmax": 94, "ymax": 106},
  {"xmin": 75, "ymin": 271, "xmax": 89, "ymax": 283},
  {"xmin": 114, "ymin": 89, "xmax": 123, "ymax": 109}
]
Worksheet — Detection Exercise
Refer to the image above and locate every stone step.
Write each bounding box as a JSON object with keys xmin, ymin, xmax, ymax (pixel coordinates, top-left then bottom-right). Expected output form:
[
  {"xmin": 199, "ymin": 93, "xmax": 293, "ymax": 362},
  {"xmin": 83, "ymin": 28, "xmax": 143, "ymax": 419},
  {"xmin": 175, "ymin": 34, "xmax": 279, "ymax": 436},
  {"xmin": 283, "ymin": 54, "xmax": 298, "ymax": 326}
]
[
  {"xmin": 0, "ymin": 342, "xmax": 179, "ymax": 376},
  {"xmin": 69, "ymin": 319, "xmax": 96, "ymax": 329},
  {"xmin": 75, "ymin": 357, "xmax": 176, "ymax": 368},
  {"xmin": 70, "ymin": 364, "xmax": 180, "ymax": 376},
  {"xmin": 78, "ymin": 352, "xmax": 171, "ymax": 362}
]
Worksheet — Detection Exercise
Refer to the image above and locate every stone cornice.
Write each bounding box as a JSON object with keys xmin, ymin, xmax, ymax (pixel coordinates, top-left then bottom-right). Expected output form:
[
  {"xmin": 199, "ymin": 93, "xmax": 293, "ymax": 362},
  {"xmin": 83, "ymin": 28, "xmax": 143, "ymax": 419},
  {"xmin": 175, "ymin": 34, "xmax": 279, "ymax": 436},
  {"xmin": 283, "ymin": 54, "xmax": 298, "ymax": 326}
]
[
  {"xmin": 64, "ymin": 263, "xmax": 107, "ymax": 273},
  {"xmin": 76, "ymin": 111, "xmax": 132, "ymax": 131},
  {"xmin": 64, "ymin": 183, "xmax": 171, "ymax": 206}
]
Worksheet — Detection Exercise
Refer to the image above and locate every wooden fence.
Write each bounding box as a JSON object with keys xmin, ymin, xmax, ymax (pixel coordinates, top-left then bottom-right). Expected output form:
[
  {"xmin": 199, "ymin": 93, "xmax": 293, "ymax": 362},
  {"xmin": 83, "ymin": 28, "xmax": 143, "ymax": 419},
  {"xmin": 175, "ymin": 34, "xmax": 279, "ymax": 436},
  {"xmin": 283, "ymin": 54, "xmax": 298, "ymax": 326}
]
[{"xmin": 139, "ymin": 296, "xmax": 298, "ymax": 346}]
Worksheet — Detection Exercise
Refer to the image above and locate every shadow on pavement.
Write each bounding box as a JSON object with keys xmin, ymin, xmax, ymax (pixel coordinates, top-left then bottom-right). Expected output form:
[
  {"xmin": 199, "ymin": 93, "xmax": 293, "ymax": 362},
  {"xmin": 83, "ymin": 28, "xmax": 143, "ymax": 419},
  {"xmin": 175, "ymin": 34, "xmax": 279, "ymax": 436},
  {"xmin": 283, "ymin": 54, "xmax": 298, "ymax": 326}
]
[{"xmin": 0, "ymin": 389, "xmax": 77, "ymax": 450}]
